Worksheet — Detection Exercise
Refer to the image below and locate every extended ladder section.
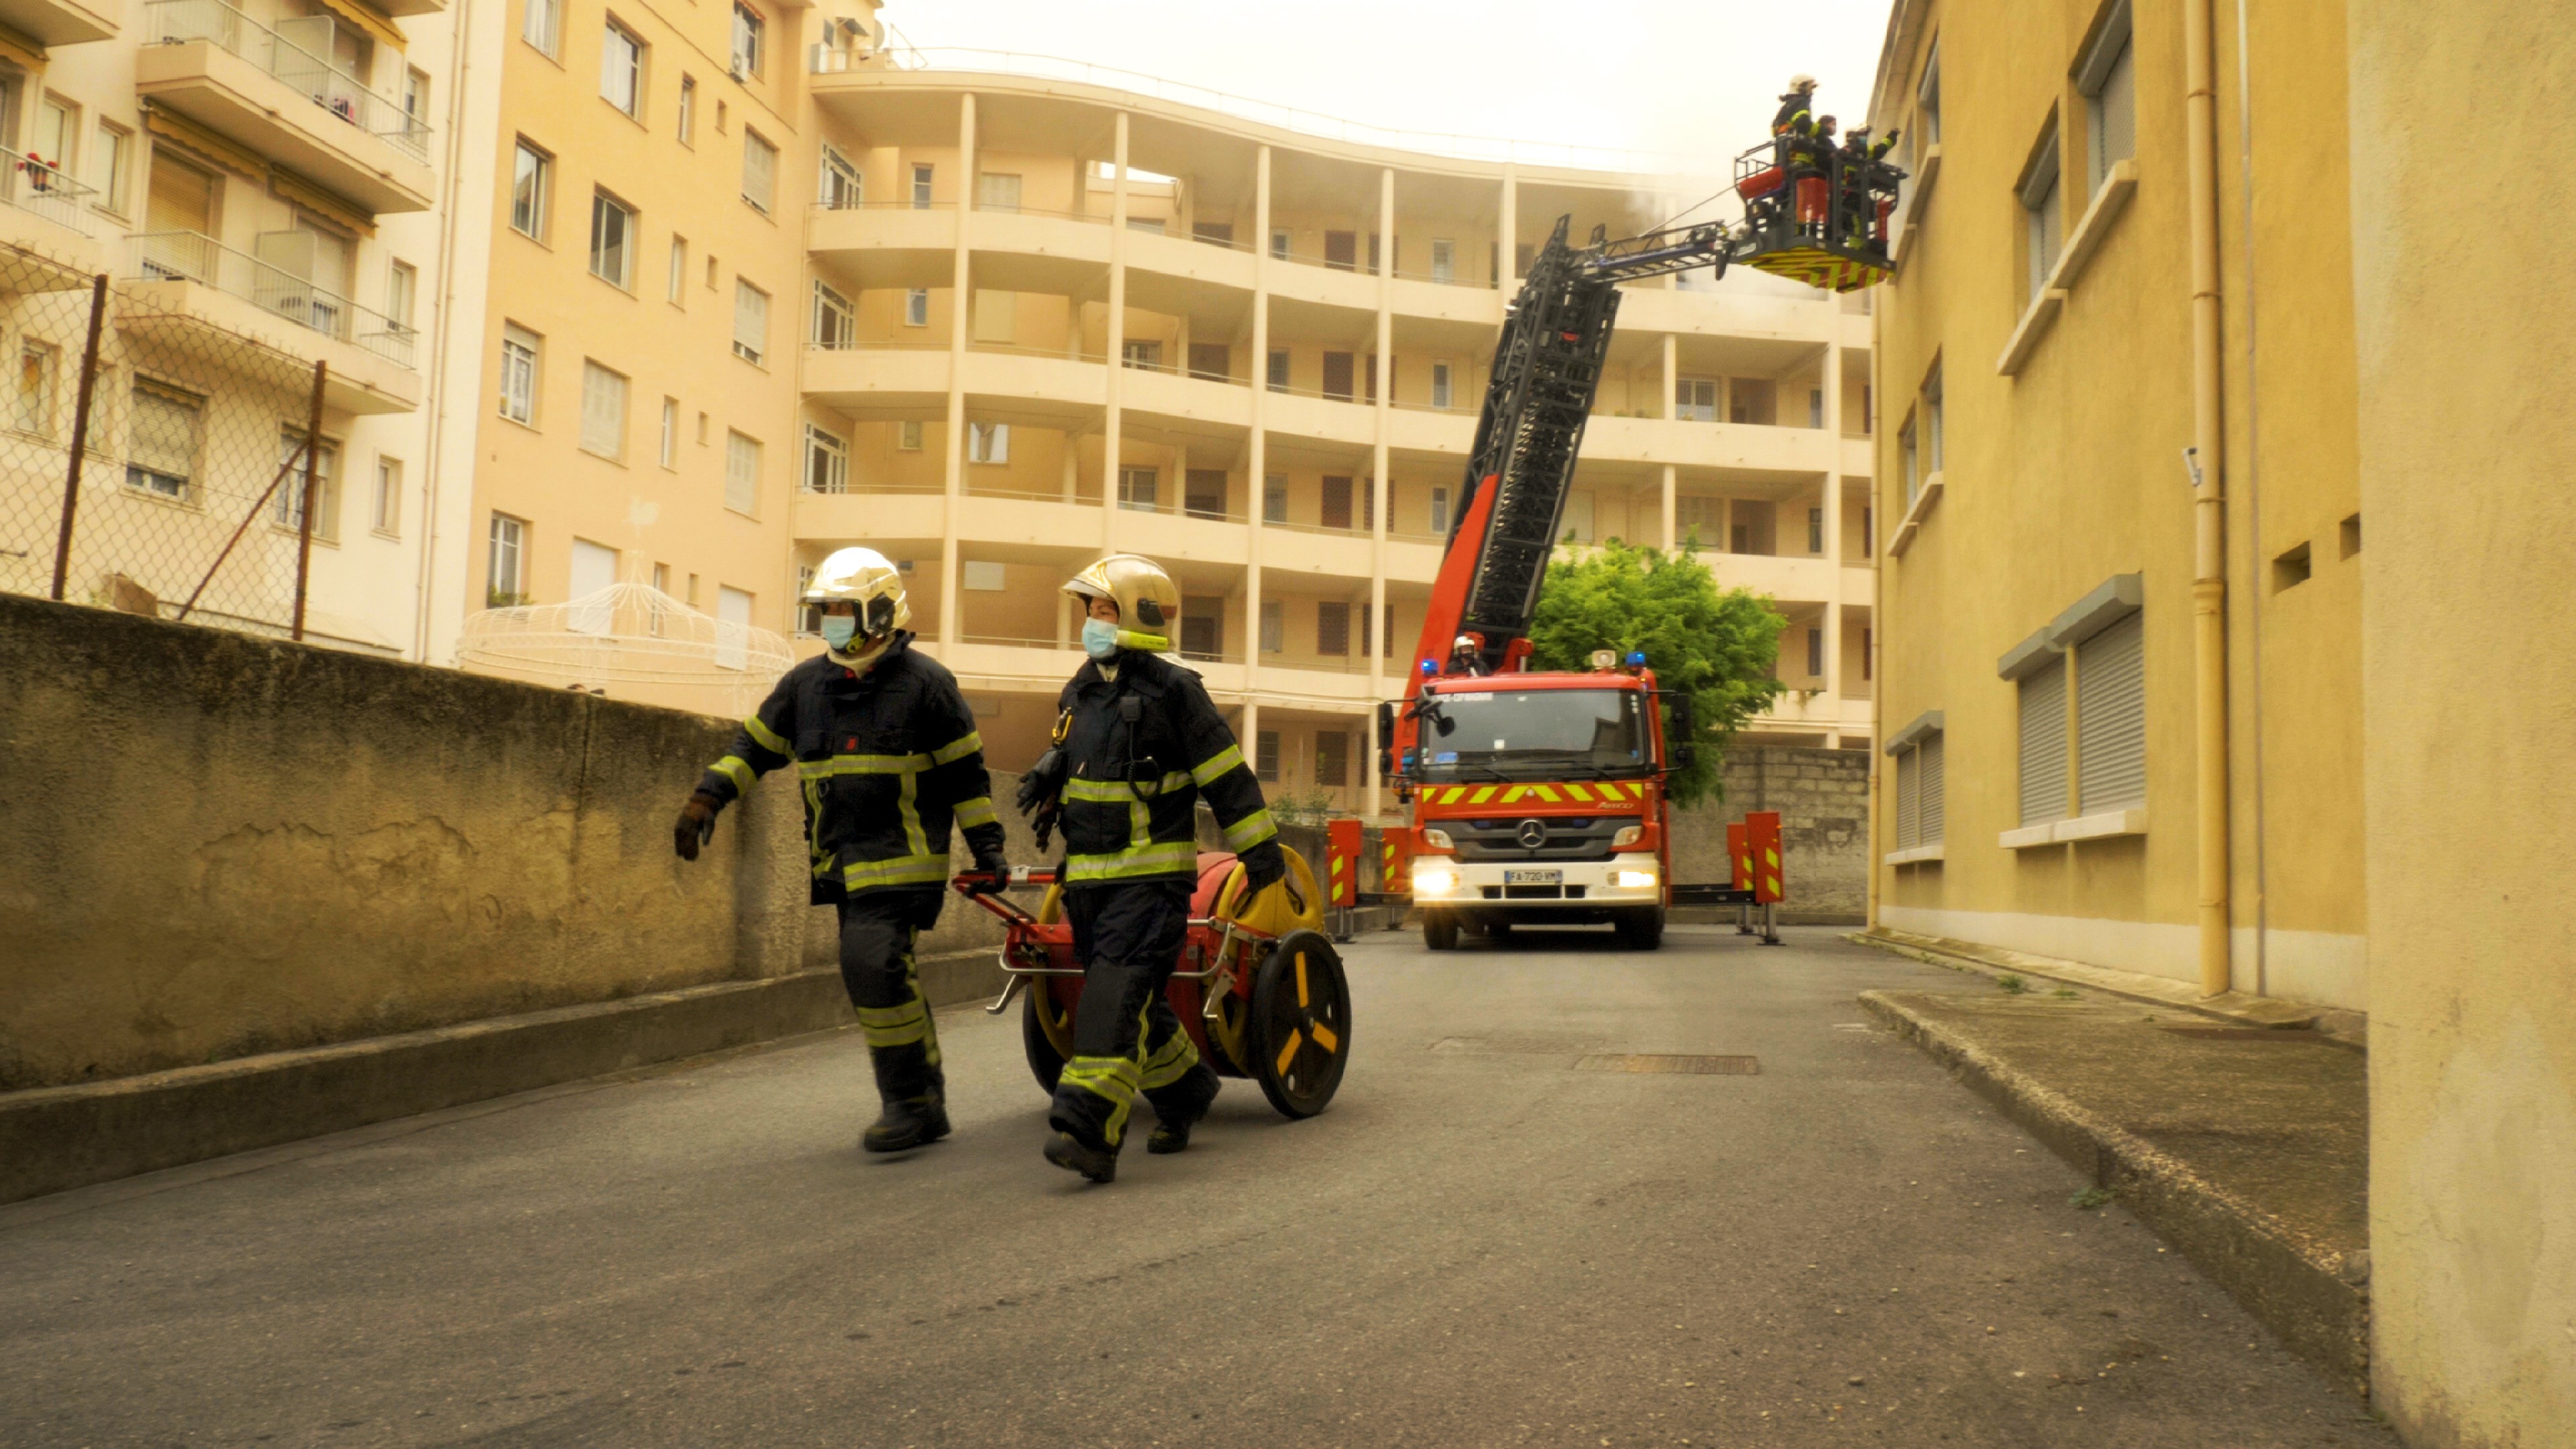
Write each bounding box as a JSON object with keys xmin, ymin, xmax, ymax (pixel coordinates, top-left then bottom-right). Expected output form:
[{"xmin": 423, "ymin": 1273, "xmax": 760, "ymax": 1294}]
[{"xmin": 1422, "ymin": 218, "xmax": 1735, "ymax": 677}]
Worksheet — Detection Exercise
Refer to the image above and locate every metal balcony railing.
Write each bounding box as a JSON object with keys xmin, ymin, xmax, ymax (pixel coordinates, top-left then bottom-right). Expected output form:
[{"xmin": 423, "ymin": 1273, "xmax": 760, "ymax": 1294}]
[
  {"xmin": 128, "ymin": 231, "xmax": 418, "ymax": 369},
  {"xmin": 0, "ymin": 146, "xmax": 99, "ymax": 237},
  {"xmin": 144, "ymin": 0, "xmax": 432, "ymax": 161}
]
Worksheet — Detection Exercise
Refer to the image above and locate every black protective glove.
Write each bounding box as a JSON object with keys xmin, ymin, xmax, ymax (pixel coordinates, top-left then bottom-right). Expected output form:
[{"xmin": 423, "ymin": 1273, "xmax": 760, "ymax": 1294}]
[
  {"xmin": 1015, "ymin": 748, "xmax": 1065, "ymax": 818},
  {"xmin": 1238, "ymin": 841, "xmax": 1287, "ymax": 896},
  {"xmin": 963, "ymin": 845, "xmax": 1010, "ymax": 896},
  {"xmin": 673, "ymin": 791, "xmax": 720, "ymax": 861}
]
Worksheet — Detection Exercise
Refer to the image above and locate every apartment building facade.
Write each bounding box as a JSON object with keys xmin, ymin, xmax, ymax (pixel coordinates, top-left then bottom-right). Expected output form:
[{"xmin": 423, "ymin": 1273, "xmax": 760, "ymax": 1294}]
[
  {"xmin": 1864, "ymin": 0, "xmax": 2365, "ymax": 1010},
  {"xmin": 0, "ymin": 0, "xmax": 476, "ymax": 656},
  {"xmin": 443, "ymin": 0, "xmax": 1874, "ymax": 813}
]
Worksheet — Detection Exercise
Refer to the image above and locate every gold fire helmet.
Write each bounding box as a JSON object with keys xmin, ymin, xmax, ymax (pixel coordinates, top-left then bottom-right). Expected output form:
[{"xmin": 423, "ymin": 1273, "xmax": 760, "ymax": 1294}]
[
  {"xmin": 1062, "ymin": 553, "xmax": 1181, "ymax": 641},
  {"xmin": 802, "ymin": 546, "xmax": 912, "ymax": 642}
]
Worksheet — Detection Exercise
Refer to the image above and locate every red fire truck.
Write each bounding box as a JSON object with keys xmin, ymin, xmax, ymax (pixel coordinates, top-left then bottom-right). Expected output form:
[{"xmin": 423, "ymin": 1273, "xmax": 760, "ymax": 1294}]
[{"xmin": 1379, "ymin": 149, "xmax": 1899, "ymax": 950}]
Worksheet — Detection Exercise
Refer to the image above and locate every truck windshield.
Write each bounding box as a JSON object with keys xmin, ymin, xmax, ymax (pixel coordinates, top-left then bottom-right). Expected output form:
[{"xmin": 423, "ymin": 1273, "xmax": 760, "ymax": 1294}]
[{"xmin": 1416, "ymin": 688, "xmax": 1649, "ymax": 779}]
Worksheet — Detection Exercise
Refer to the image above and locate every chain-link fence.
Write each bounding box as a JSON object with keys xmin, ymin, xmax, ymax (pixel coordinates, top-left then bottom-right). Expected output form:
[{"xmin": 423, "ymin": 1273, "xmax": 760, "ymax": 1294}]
[{"xmin": 0, "ymin": 237, "xmax": 337, "ymax": 639}]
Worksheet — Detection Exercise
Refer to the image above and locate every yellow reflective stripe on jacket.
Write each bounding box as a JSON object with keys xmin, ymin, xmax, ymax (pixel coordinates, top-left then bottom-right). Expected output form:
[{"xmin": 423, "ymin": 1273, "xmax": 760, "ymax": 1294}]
[
  {"xmin": 710, "ymin": 755, "xmax": 755, "ymax": 792},
  {"xmin": 798, "ymin": 753, "xmax": 931, "ymax": 778},
  {"xmin": 1063, "ymin": 772, "xmax": 1193, "ymax": 802},
  {"xmin": 743, "ymin": 714, "xmax": 789, "ymax": 755},
  {"xmin": 1189, "ymin": 744, "xmax": 1245, "ymax": 787},
  {"xmin": 928, "ymin": 731, "xmax": 983, "ymax": 765},
  {"xmin": 1063, "ymin": 841, "xmax": 1200, "ymax": 882},
  {"xmin": 1221, "ymin": 808, "xmax": 1278, "ymax": 852},
  {"xmin": 855, "ymin": 999, "xmax": 932, "ymax": 1049},
  {"xmin": 954, "ymin": 796, "xmax": 998, "ymax": 828},
  {"xmin": 836, "ymin": 853, "xmax": 951, "ymax": 890}
]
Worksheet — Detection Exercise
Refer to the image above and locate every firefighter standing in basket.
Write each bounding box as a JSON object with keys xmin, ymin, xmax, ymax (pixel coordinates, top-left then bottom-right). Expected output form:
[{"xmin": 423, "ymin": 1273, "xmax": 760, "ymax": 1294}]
[
  {"xmin": 1016, "ymin": 554, "xmax": 1286, "ymax": 1184},
  {"xmin": 674, "ymin": 547, "xmax": 1008, "ymax": 1152}
]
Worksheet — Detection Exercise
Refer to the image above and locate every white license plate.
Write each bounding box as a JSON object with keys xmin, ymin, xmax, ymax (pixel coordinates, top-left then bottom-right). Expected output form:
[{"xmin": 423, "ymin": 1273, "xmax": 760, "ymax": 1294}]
[{"xmin": 1504, "ymin": 869, "xmax": 1562, "ymax": 885}]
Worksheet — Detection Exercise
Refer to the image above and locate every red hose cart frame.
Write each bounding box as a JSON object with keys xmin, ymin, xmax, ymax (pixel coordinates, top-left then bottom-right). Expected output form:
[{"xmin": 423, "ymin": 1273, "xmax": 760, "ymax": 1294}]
[{"xmin": 951, "ymin": 849, "xmax": 1352, "ymax": 1119}]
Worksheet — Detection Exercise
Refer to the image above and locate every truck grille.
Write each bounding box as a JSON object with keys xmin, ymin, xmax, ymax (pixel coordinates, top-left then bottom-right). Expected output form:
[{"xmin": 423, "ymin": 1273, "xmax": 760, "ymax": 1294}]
[{"xmin": 1451, "ymin": 815, "xmax": 1637, "ymax": 863}]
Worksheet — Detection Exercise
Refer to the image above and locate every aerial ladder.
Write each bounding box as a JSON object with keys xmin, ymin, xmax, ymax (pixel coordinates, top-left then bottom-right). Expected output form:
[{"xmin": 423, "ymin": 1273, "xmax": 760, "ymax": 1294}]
[{"xmin": 1382, "ymin": 124, "xmax": 1900, "ymax": 949}]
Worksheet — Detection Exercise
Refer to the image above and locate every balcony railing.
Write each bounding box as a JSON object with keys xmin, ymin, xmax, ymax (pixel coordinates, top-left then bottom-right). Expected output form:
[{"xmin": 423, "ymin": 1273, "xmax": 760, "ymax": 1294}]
[
  {"xmin": 0, "ymin": 146, "xmax": 99, "ymax": 237},
  {"xmin": 145, "ymin": 0, "xmax": 432, "ymax": 161},
  {"xmin": 128, "ymin": 231, "xmax": 418, "ymax": 369}
]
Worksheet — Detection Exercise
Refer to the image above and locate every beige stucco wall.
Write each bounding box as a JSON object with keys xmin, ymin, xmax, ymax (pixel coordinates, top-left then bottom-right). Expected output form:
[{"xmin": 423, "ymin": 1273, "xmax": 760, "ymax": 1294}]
[
  {"xmin": 1867, "ymin": 0, "xmax": 2366, "ymax": 1009},
  {"xmin": 0, "ymin": 592, "xmax": 1028, "ymax": 1090},
  {"xmin": 2347, "ymin": 1, "xmax": 2576, "ymax": 1439}
]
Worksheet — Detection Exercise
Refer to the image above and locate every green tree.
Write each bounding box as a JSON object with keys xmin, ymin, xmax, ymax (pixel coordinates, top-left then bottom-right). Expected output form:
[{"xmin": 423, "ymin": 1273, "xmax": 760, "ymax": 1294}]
[{"xmin": 1525, "ymin": 537, "xmax": 1787, "ymax": 805}]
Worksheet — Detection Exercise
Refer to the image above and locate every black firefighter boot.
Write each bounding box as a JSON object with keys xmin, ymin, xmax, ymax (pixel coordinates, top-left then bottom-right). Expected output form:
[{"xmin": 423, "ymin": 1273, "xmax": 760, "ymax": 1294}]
[
  {"xmin": 861, "ymin": 1045, "xmax": 951, "ymax": 1153},
  {"xmin": 1042, "ymin": 1130, "xmax": 1118, "ymax": 1183},
  {"xmin": 1145, "ymin": 1064, "xmax": 1221, "ymax": 1155}
]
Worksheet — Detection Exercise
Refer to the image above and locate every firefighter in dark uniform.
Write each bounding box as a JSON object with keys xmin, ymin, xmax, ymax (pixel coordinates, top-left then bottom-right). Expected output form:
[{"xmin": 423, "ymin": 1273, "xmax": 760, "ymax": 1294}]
[
  {"xmin": 674, "ymin": 547, "xmax": 1008, "ymax": 1152},
  {"xmin": 1016, "ymin": 554, "xmax": 1285, "ymax": 1183}
]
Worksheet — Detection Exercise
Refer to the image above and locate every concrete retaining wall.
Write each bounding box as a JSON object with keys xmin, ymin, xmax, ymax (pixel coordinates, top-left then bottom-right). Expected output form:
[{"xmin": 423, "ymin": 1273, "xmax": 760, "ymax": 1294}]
[{"xmin": 1669, "ymin": 745, "xmax": 1871, "ymax": 922}]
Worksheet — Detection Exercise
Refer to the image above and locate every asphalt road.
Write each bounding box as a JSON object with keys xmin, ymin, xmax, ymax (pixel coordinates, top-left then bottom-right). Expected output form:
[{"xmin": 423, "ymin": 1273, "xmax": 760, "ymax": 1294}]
[{"xmin": 0, "ymin": 925, "xmax": 2398, "ymax": 1448}]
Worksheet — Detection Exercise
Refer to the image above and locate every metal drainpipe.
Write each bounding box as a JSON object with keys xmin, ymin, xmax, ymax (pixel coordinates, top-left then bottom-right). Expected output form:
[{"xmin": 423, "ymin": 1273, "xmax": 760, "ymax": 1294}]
[{"xmin": 2184, "ymin": 0, "xmax": 2233, "ymax": 998}]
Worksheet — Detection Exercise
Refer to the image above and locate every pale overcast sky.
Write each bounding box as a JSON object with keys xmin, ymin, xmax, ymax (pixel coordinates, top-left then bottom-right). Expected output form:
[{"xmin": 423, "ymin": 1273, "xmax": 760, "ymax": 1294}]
[{"xmin": 878, "ymin": 0, "xmax": 1898, "ymax": 186}]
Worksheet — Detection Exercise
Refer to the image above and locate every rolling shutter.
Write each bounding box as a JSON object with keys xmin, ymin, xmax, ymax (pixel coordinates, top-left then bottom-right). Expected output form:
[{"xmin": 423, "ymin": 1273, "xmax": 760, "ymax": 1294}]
[
  {"xmin": 1918, "ymin": 733, "xmax": 1945, "ymax": 844},
  {"xmin": 2018, "ymin": 655, "xmax": 2068, "ymax": 825},
  {"xmin": 2076, "ymin": 611, "xmax": 2146, "ymax": 810},
  {"xmin": 1894, "ymin": 745, "xmax": 1920, "ymax": 849}
]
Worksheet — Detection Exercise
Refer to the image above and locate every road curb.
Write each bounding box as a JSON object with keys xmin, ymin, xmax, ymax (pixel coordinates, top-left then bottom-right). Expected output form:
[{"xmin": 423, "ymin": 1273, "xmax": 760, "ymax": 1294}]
[
  {"xmin": 1846, "ymin": 928, "xmax": 2356, "ymax": 1038},
  {"xmin": 1857, "ymin": 989, "xmax": 2370, "ymax": 1397},
  {"xmin": 0, "ymin": 951, "xmax": 1002, "ymax": 1208}
]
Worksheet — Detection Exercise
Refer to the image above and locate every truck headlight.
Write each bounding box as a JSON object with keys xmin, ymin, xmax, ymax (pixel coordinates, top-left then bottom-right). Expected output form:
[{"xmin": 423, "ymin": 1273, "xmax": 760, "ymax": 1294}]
[
  {"xmin": 1611, "ymin": 824, "xmax": 1643, "ymax": 849},
  {"xmin": 1615, "ymin": 869, "xmax": 1659, "ymax": 889},
  {"xmin": 1421, "ymin": 828, "xmax": 1454, "ymax": 851},
  {"xmin": 1413, "ymin": 866, "xmax": 1461, "ymax": 896}
]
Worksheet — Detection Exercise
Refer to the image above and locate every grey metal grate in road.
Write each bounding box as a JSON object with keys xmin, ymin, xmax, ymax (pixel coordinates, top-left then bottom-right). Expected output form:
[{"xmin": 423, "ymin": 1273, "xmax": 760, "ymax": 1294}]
[{"xmin": 1572, "ymin": 1054, "xmax": 1761, "ymax": 1075}]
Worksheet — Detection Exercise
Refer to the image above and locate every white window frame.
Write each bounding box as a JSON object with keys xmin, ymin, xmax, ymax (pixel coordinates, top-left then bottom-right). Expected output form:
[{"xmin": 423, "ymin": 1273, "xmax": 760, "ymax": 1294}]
[
  {"xmin": 522, "ymin": 0, "xmax": 560, "ymax": 56},
  {"xmin": 589, "ymin": 189, "xmax": 636, "ymax": 288},
  {"xmin": 372, "ymin": 455, "xmax": 402, "ymax": 536},
  {"xmin": 2021, "ymin": 127, "xmax": 2064, "ymax": 302},
  {"xmin": 969, "ymin": 421, "xmax": 1010, "ymax": 465},
  {"xmin": 600, "ymin": 19, "xmax": 643, "ymax": 117},
  {"xmin": 499, "ymin": 323, "xmax": 539, "ymax": 424},
  {"xmin": 511, "ymin": 141, "xmax": 551, "ymax": 241},
  {"xmin": 91, "ymin": 121, "xmax": 130, "ymax": 215},
  {"xmin": 812, "ymin": 278, "xmax": 853, "ymax": 347},
  {"xmin": 16, "ymin": 340, "xmax": 56, "ymax": 437},
  {"xmin": 1430, "ymin": 237, "xmax": 1455, "ymax": 282},
  {"xmin": 896, "ymin": 419, "xmax": 923, "ymax": 451},
  {"xmin": 676, "ymin": 75, "xmax": 696, "ymax": 146},
  {"xmin": 804, "ymin": 421, "xmax": 848, "ymax": 492},
  {"xmin": 667, "ymin": 236, "xmax": 687, "ymax": 304},
  {"xmin": 910, "ymin": 163, "xmax": 932, "ymax": 209},
  {"xmin": 1430, "ymin": 485, "xmax": 1451, "ymax": 535},
  {"xmin": 125, "ymin": 382, "xmax": 203, "ymax": 502},
  {"xmin": 820, "ymin": 145, "xmax": 861, "ymax": 207},
  {"xmin": 488, "ymin": 513, "xmax": 527, "ymax": 602},
  {"xmin": 659, "ymin": 396, "xmax": 678, "ymax": 468},
  {"xmin": 1431, "ymin": 360, "xmax": 1453, "ymax": 410},
  {"xmin": 904, "ymin": 288, "xmax": 928, "ymax": 327},
  {"xmin": 272, "ymin": 429, "xmax": 340, "ymax": 541},
  {"xmin": 729, "ymin": 2, "xmax": 763, "ymax": 77}
]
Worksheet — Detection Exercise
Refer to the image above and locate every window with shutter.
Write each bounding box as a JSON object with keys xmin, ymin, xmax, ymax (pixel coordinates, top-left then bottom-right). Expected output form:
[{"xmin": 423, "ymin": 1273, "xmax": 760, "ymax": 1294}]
[
  {"xmin": 578, "ymin": 360, "xmax": 627, "ymax": 459},
  {"xmin": 1259, "ymin": 599, "xmax": 1283, "ymax": 653},
  {"xmin": 1315, "ymin": 731, "xmax": 1349, "ymax": 786},
  {"xmin": 1254, "ymin": 729, "xmax": 1280, "ymax": 782},
  {"xmin": 2076, "ymin": 611, "xmax": 2146, "ymax": 810},
  {"xmin": 2018, "ymin": 654, "xmax": 2069, "ymax": 825},
  {"xmin": 724, "ymin": 430, "xmax": 759, "ymax": 515},
  {"xmin": 1320, "ymin": 475, "xmax": 1352, "ymax": 529},
  {"xmin": 1184, "ymin": 469, "xmax": 1226, "ymax": 519},
  {"xmin": 1322, "ymin": 352, "xmax": 1354, "ymax": 401},
  {"xmin": 1316, "ymin": 601, "xmax": 1350, "ymax": 656},
  {"xmin": 732, "ymin": 280, "xmax": 768, "ymax": 364},
  {"xmin": 123, "ymin": 384, "xmax": 199, "ymax": 498},
  {"xmin": 741, "ymin": 131, "xmax": 777, "ymax": 213},
  {"xmin": 1179, "ymin": 596, "xmax": 1222, "ymax": 659},
  {"xmin": 1919, "ymin": 734, "xmax": 1945, "ymax": 844},
  {"xmin": 1894, "ymin": 745, "xmax": 1921, "ymax": 849}
]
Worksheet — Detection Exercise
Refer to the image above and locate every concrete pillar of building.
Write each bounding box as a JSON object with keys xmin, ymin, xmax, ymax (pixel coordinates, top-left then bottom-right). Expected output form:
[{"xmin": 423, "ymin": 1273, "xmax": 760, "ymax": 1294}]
[
  {"xmin": 938, "ymin": 92, "xmax": 977, "ymax": 648},
  {"xmin": 1823, "ymin": 336, "xmax": 1844, "ymax": 749},
  {"xmin": 1101, "ymin": 111, "xmax": 1130, "ymax": 549},
  {"xmin": 1500, "ymin": 165, "xmax": 1518, "ymax": 289},
  {"xmin": 1240, "ymin": 698, "xmax": 1261, "ymax": 792},
  {"xmin": 1247, "ymin": 144, "xmax": 1271, "ymax": 700},
  {"xmin": 1661, "ymin": 333, "xmax": 1679, "ymax": 551},
  {"xmin": 1367, "ymin": 165, "xmax": 1394, "ymax": 820}
]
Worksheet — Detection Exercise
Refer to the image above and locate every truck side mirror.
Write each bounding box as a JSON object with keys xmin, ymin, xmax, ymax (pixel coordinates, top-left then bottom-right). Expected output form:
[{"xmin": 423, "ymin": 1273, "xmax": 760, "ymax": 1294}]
[
  {"xmin": 1674, "ymin": 742, "xmax": 1699, "ymax": 770},
  {"xmin": 1375, "ymin": 700, "xmax": 1397, "ymax": 743}
]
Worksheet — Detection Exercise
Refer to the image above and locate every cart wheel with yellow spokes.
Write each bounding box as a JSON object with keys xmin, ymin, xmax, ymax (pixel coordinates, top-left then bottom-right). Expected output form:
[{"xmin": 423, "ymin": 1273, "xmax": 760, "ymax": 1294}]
[{"xmin": 1246, "ymin": 928, "xmax": 1350, "ymax": 1118}]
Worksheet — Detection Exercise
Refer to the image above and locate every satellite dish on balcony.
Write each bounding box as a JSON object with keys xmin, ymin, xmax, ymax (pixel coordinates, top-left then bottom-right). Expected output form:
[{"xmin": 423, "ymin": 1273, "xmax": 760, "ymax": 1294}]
[{"xmin": 458, "ymin": 579, "xmax": 794, "ymax": 716}]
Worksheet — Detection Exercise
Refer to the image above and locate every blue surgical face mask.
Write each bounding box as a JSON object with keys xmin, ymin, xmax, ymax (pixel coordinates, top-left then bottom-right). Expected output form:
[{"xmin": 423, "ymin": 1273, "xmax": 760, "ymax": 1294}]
[
  {"xmin": 821, "ymin": 615, "xmax": 859, "ymax": 650},
  {"xmin": 1081, "ymin": 617, "xmax": 1121, "ymax": 660}
]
